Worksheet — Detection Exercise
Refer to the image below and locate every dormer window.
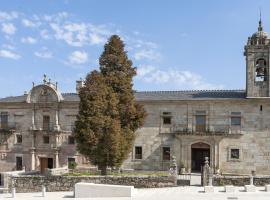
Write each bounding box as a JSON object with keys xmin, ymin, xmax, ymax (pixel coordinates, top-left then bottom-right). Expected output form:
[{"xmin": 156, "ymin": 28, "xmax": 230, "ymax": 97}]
[{"xmin": 255, "ymin": 58, "xmax": 267, "ymax": 82}]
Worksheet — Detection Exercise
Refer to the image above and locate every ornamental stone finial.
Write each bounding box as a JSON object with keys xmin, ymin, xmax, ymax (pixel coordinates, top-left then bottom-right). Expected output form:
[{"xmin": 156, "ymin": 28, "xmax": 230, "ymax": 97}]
[{"xmin": 43, "ymin": 74, "xmax": 48, "ymax": 84}]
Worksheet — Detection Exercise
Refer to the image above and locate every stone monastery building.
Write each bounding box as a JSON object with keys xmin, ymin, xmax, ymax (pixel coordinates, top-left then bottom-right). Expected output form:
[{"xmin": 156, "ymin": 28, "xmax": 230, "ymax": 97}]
[{"xmin": 1, "ymin": 19, "xmax": 270, "ymax": 175}]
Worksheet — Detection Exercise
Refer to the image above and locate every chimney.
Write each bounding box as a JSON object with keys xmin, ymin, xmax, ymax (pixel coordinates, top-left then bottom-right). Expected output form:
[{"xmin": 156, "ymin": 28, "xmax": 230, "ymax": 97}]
[{"xmin": 76, "ymin": 79, "xmax": 84, "ymax": 93}]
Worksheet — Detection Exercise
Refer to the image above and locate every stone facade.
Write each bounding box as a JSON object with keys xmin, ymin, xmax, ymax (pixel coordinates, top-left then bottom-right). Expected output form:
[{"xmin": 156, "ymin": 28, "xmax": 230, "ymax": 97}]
[{"xmin": 1, "ymin": 20, "xmax": 270, "ymax": 176}]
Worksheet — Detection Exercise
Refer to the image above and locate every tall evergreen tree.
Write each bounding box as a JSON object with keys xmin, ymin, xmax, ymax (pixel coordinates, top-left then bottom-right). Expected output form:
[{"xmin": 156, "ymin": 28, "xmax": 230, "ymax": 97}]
[
  {"xmin": 99, "ymin": 35, "xmax": 146, "ymax": 165},
  {"xmin": 75, "ymin": 35, "xmax": 146, "ymax": 175}
]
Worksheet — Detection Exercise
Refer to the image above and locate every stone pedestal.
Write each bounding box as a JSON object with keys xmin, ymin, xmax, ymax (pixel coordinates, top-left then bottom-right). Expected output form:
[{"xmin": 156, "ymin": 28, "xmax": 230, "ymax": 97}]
[
  {"xmin": 204, "ymin": 186, "xmax": 214, "ymax": 193},
  {"xmin": 265, "ymin": 185, "xmax": 270, "ymax": 192},
  {"xmin": 225, "ymin": 185, "xmax": 235, "ymax": 193},
  {"xmin": 245, "ymin": 185, "xmax": 256, "ymax": 192}
]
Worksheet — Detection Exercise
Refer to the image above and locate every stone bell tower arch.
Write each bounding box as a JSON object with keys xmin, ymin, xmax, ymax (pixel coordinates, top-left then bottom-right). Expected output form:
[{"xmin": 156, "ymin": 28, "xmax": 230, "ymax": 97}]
[{"xmin": 245, "ymin": 15, "xmax": 270, "ymax": 97}]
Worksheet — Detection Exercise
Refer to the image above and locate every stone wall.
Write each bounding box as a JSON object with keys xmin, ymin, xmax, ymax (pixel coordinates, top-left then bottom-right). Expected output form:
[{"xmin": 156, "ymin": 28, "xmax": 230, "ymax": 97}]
[
  {"xmin": 10, "ymin": 175, "xmax": 176, "ymax": 193},
  {"xmin": 213, "ymin": 175, "xmax": 270, "ymax": 186}
]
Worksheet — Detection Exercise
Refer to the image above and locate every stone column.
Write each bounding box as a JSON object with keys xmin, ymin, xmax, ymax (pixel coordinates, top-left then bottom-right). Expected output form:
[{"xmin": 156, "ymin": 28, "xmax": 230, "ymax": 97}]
[
  {"xmin": 31, "ymin": 109, "xmax": 36, "ymax": 130},
  {"xmin": 54, "ymin": 109, "xmax": 60, "ymax": 131},
  {"xmin": 54, "ymin": 150, "xmax": 59, "ymax": 168},
  {"xmin": 31, "ymin": 148, "xmax": 36, "ymax": 171}
]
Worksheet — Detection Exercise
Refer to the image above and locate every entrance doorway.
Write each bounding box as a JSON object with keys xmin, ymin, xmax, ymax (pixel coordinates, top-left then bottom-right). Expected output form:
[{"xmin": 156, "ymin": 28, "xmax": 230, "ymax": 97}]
[
  {"xmin": 40, "ymin": 157, "xmax": 53, "ymax": 174},
  {"xmin": 191, "ymin": 143, "xmax": 210, "ymax": 172}
]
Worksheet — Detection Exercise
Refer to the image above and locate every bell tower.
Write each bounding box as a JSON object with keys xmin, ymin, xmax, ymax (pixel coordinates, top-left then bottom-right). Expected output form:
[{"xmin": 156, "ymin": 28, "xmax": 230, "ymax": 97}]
[{"xmin": 245, "ymin": 16, "xmax": 270, "ymax": 97}]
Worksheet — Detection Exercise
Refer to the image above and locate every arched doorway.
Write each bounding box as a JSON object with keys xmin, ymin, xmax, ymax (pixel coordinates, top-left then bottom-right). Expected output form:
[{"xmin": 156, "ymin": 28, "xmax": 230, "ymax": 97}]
[{"xmin": 191, "ymin": 142, "xmax": 210, "ymax": 172}]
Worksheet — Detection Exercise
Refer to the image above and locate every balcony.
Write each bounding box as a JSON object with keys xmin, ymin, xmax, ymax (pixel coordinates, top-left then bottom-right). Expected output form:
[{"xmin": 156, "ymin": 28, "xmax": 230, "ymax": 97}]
[
  {"xmin": 30, "ymin": 123, "xmax": 75, "ymax": 133},
  {"xmin": 0, "ymin": 122, "xmax": 17, "ymax": 132},
  {"xmin": 170, "ymin": 124, "xmax": 242, "ymax": 135}
]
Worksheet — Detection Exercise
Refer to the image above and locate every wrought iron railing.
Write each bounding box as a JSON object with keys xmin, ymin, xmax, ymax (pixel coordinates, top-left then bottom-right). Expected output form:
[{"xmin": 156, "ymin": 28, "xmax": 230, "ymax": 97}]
[
  {"xmin": 30, "ymin": 123, "xmax": 75, "ymax": 132},
  {"xmin": 171, "ymin": 124, "xmax": 242, "ymax": 135}
]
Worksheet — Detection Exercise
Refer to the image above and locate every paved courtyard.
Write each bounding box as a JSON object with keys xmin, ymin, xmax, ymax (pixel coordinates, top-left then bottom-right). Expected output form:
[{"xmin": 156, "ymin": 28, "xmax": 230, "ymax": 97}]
[{"xmin": 1, "ymin": 186, "xmax": 270, "ymax": 200}]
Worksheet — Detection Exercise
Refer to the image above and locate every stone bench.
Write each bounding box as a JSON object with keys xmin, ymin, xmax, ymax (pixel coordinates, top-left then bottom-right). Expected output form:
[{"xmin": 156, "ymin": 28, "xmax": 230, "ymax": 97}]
[
  {"xmin": 225, "ymin": 185, "xmax": 235, "ymax": 193},
  {"xmin": 265, "ymin": 185, "xmax": 270, "ymax": 192},
  {"xmin": 204, "ymin": 186, "xmax": 214, "ymax": 193},
  {"xmin": 74, "ymin": 182, "xmax": 134, "ymax": 198},
  {"xmin": 245, "ymin": 185, "xmax": 256, "ymax": 192}
]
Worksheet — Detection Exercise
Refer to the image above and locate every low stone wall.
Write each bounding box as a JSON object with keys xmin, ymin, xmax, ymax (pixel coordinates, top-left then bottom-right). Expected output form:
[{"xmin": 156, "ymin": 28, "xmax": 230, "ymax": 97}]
[
  {"xmin": 213, "ymin": 175, "xmax": 270, "ymax": 186},
  {"xmin": 10, "ymin": 175, "xmax": 176, "ymax": 193}
]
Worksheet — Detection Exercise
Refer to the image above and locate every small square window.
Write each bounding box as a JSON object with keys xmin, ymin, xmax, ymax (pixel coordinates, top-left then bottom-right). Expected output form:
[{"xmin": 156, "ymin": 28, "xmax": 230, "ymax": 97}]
[
  {"xmin": 16, "ymin": 135, "xmax": 22, "ymax": 144},
  {"xmin": 163, "ymin": 117, "xmax": 171, "ymax": 125},
  {"xmin": 231, "ymin": 117, "xmax": 241, "ymax": 126},
  {"xmin": 68, "ymin": 136, "xmax": 75, "ymax": 144},
  {"xmin": 163, "ymin": 147, "xmax": 170, "ymax": 161},
  {"xmin": 43, "ymin": 136, "xmax": 49, "ymax": 144},
  {"xmin": 231, "ymin": 149, "xmax": 240, "ymax": 159},
  {"xmin": 135, "ymin": 146, "xmax": 142, "ymax": 159}
]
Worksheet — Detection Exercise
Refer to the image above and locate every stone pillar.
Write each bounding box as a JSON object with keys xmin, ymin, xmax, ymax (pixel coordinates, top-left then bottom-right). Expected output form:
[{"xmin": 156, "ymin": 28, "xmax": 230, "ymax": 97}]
[
  {"xmin": 54, "ymin": 109, "xmax": 60, "ymax": 131},
  {"xmin": 54, "ymin": 150, "xmax": 59, "ymax": 168},
  {"xmin": 31, "ymin": 148, "xmax": 36, "ymax": 170},
  {"xmin": 169, "ymin": 156, "xmax": 178, "ymax": 186},
  {"xmin": 202, "ymin": 157, "xmax": 210, "ymax": 186},
  {"xmin": 31, "ymin": 109, "xmax": 36, "ymax": 130}
]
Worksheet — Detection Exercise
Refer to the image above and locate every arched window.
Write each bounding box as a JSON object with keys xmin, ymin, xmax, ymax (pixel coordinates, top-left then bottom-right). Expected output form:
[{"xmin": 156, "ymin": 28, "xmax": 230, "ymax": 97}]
[{"xmin": 255, "ymin": 58, "xmax": 267, "ymax": 82}]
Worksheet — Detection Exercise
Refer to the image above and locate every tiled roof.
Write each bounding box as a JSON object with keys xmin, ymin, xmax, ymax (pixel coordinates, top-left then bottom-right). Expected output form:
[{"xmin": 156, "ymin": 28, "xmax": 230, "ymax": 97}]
[
  {"xmin": 134, "ymin": 90, "xmax": 246, "ymax": 101},
  {"xmin": 0, "ymin": 90, "xmax": 246, "ymax": 103}
]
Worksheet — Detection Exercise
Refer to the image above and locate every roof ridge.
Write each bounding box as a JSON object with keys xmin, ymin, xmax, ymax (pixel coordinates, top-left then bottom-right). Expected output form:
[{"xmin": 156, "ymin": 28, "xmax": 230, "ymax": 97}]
[{"xmin": 137, "ymin": 89, "xmax": 246, "ymax": 93}]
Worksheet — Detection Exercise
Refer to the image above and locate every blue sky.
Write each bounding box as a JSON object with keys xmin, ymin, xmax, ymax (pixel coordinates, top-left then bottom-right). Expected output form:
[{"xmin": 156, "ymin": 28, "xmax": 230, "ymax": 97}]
[{"xmin": 0, "ymin": 0, "xmax": 269, "ymax": 97}]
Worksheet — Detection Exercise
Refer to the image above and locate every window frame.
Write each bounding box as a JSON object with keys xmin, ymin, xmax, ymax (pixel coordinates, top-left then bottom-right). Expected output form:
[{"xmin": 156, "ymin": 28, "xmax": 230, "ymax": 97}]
[
  {"xmin": 134, "ymin": 146, "xmax": 142, "ymax": 160},
  {"xmin": 15, "ymin": 134, "xmax": 22, "ymax": 144},
  {"xmin": 162, "ymin": 147, "xmax": 171, "ymax": 161},
  {"xmin": 228, "ymin": 146, "xmax": 242, "ymax": 162},
  {"xmin": 43, "ymin": 135, "xmax": 50, "ymax": 144},
  {"xmin": 68, "ymin": 136, "xmax": 75, "ymax": 145}
]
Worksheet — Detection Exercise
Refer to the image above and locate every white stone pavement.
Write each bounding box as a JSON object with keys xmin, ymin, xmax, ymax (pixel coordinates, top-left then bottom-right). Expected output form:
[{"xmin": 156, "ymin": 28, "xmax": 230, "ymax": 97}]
[{"xmin": 1, "ymin": 186, "xmax": 270, "ymax": 200}]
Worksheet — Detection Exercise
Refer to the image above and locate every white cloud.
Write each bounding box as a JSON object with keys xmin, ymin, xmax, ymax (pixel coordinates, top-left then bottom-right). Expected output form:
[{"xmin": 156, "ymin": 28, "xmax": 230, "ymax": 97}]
[
  {"xmin": 136, "ymin": 65, "xmax": 224, "ymax": 90},
  {"xmin": 134, "ymin": 49, "xmax": 161, "ymax": 61},
  {"xmin": 2, "ymin": 44, "xmax": 15, "ymax": 50},
  {"xmin": 0, "ymin": 49, "xmax": 20, "ymax": 59},
  {"xmin": 50, "ymin": 22, "xmax": 109, "ymax": 47},
  {"xmin": 21, "ymin": 37, "xmax": 37, "ymax": 44},
  {"xmin": 34, "ymin": 48, "xmax": 53, "ymax": 59},
  {"xmin": 68, "ymin": 51, "xmax": 88, "ymax": 64},
  {"xmin": 40, "ymin": 29, "xmax": 50, "ymax": 39},
  {"xmin": 22, "ymin": 19, "xmax": 40, "ymax": 27},
  {"xmin": 1, "ymin": 23, "xmax": 16, "ymax": 35},
  {"xmin": 0, "ymin": 11, "xmax": 19, "ymax": 21}
]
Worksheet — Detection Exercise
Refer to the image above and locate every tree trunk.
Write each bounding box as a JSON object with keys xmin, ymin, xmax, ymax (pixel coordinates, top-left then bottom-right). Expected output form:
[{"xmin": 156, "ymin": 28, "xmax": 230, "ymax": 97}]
[{"xmin": 100, "ymin": 166, "xmax": 107, "ymax": 175}]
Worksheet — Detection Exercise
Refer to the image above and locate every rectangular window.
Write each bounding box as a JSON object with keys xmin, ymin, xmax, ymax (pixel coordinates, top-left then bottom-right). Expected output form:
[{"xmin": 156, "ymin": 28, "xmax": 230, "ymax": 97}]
[
  {"xmin": 162, "ymin": 112, "xmax": 172, "ymax": 125},
  {"xmin": 43, "ymin": 136, "xmax": 50, "ymax": 144},
  {"xmin": 68, "ymin": 157, "xmax": 76, "ymax": 169},
  {"xmin": 231, "ymin": 117, "xmax": 241, "ymax": 126},
  {"xmin": 16, "ymin": 156, "xmax": 23, "ymax": 170},
  {"xmin": 68, "ymin": 136, "xmax": 75, "ymax": 144},
  {"xmin": 196, "ymin": 114, "xmax": 206, "ymax": 132},
  {"xmin": 135, "ymin": 146, "xmax": 142, "ymax": 159},
  {"xmin": 163, "ymin": 147, "xmax": 170, "ymax": 161},
  {"xmin": 230, "ymin": 149, "xmax": 240, "ymax": 159},
  {"xmin": 16, "ymin": 135, "xmax": 22, "ymax": 144},
  {"xmin": 0, "ymin": 112, "xmax": 8, "ymax": 129},
  {"xmin": 43, "ymin": 115, "xmax": 50, "ymax": 131}
]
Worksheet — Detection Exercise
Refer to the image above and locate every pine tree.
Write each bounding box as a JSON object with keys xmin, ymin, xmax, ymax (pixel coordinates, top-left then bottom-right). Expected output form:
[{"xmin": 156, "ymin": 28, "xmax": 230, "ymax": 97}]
[{"xmin": 75, "ymin": 35, "xmax": 146, "ymax": 175}]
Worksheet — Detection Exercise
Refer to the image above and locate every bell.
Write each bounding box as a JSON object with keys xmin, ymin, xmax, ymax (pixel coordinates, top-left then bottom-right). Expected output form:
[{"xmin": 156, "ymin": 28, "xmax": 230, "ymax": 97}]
[{"xmin": 256, "ymin": 67, "xmax": 265, "ymax": 77}]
